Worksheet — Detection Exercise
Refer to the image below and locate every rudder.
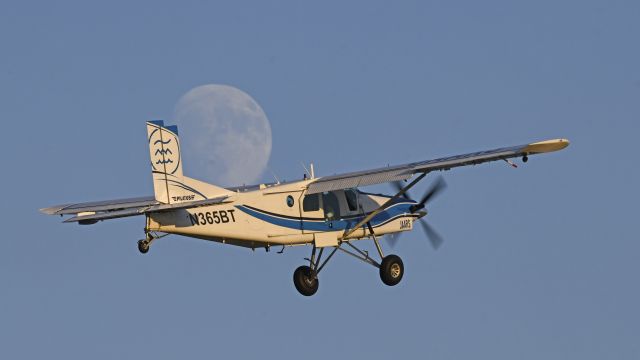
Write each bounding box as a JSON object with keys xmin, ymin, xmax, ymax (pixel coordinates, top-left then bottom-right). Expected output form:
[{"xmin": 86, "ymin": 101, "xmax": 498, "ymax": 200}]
[{"xmin": 147, "ymin": 120, "xmax": 231, "ymax": 204}]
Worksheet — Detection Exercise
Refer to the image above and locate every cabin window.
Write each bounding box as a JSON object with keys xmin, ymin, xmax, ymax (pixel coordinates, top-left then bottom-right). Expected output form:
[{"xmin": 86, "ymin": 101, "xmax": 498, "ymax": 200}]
[
  {"xmin": 303, "ymin": 194, "xmax": 320, "ymax": 212},
  {"xmin": 286, "ymin": 195, "xmax": 294, "ymax": 207},
  {"xmin": 322, "ymin": 191, "xmax": 341, "ymax": 221},
  {"xmin": 345, "ymin": 189, "xmax": 358, "ymax": 211}
]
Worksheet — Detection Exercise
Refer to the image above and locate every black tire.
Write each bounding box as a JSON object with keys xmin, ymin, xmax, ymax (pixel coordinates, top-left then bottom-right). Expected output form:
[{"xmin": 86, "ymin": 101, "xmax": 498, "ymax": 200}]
[
  {"xmin": 137, "ymin": 240, "xmax": 149, "ymax": 254},
  {"xmin": 293, "ymin": 266, "xmax": 319, "ymax": 296},
  {"xmin": 379, "ymin": 254, "xmax": 404, "ymax": 286}
]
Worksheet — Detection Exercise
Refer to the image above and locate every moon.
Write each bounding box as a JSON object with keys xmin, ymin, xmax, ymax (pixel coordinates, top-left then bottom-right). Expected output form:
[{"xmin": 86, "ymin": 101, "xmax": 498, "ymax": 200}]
[{"xmin": 173, "ymin": 84, "xmax": 272, "ymax": 187}]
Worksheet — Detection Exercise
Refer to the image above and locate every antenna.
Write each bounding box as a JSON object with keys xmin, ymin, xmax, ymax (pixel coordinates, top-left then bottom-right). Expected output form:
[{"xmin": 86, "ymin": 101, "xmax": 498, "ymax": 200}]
[
  {"xmin": 267, "ymin": 168, "xmax": 281, "ymax": 184},
  {"xmin": 310, "ymin": 163, "xmax": 315, "ymax": 179},
  {"xmin": 300, "ymin": 162, "xmax": 311, "ymax": 179}
]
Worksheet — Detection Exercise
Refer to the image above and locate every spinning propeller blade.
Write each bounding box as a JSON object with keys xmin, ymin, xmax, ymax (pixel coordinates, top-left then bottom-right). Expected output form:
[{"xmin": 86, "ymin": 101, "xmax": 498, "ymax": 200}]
[
  {"xmin": 392, "ymin": 181, "xmax": 410, "ymax": 199},
  {"xmin": 410, "ymin": 176, "xmax": 447, "ymax": 213},
  {"xmin": 386, "ymin": 176, "xmax": 447, "ymax": 250},
  {"xmin": 419, "ymin": 218, "xmax": 444, "ymax": 250}
]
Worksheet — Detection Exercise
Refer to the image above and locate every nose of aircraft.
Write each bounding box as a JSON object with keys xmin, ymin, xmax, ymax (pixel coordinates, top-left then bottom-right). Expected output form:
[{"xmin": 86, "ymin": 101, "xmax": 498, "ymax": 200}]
[
  {"xmin": 389, "ymin": 176, "xmax": 446, "ymax": 250},
  {"xmin": 415, "ymin": 210, "xmax": 428, "ymax": 219}
]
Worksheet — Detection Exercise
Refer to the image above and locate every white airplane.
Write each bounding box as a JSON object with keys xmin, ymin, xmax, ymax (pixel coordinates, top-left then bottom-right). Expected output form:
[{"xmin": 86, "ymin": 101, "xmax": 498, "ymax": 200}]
[{"xmin": 41, "ymin": 121, "xmax": 569, "ymax": 296}]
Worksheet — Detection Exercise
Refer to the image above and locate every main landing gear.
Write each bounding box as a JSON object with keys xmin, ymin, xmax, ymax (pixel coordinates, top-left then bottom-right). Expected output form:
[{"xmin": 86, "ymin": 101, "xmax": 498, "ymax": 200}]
[{"xmin": 293, "ymin": 222, "xmax": 404, "ymax": 296}]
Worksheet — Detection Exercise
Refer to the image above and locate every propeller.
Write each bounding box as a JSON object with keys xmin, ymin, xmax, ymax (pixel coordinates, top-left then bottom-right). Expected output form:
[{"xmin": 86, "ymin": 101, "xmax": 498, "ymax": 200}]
[
  {"xmin": 419, "ymin": 217, "xmax": 444, "ymax": 250},
  {"xmin": 388, "ymin": 176, "xmax": 447, "ymax": 250}
]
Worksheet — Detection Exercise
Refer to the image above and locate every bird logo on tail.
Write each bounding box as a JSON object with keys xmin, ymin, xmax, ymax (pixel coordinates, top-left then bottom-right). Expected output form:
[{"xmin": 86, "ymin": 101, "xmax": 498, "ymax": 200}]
[{"xmin": 148, "ymin": 125, "xmax": 181, "ymax": 175}]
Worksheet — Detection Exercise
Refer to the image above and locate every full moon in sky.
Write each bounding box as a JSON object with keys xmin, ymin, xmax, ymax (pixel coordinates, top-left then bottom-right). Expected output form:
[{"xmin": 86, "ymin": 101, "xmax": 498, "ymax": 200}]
[{"xmin": 173, "ymin": 84, "xmax": 272, "ymax": 187}]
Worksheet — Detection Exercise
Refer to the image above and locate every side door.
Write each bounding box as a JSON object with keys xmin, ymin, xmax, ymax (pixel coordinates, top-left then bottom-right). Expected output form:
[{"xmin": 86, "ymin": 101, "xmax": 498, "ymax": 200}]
[
  {"xmin": 299, "ymin": 191, "xmax": 324, "ymax": 233},
  {"xmin": 321, "ymin": 191, "xmax": 342, "ymax": 230},
  {"xmin": 330, "ymin": 189, "xmax": 361, "ymax": 231}
]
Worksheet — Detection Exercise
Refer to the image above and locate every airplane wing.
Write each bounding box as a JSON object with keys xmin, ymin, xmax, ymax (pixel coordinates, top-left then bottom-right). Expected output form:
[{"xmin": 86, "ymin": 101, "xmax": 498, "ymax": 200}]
[
  {"xmin": 41, "ymin": 195, "xmax": 231, "ymax": 224},
  {"xmin": 307, "ymin": 139, "xmax": 569, "ymax": 194}
]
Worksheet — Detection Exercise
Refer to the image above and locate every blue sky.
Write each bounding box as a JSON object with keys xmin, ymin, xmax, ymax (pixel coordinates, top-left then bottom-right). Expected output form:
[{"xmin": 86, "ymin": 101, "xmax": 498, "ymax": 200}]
[{"xmin": 1, "ymin": 1, "xmax": 639, "ymax": 359}]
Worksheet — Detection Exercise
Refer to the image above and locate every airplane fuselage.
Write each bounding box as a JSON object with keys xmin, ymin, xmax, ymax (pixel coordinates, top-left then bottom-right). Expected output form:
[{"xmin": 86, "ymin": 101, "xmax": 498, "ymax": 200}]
[{"xmin": 147, "ymin": 179, "xmax": 420, "ymax": 249}]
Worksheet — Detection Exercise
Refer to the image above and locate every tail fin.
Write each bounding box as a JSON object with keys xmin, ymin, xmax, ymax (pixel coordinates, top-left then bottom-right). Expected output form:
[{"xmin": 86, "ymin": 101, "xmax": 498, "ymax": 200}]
[{"xmin": 147, "ymin": 121, "xmax": 232, "ymax": 204}]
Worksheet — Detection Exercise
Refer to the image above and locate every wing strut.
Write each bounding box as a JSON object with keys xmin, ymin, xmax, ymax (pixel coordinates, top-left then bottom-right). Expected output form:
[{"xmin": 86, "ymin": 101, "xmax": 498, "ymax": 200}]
[{"xmin": 342, "ymin": 172, "xmax": 428, "ymax": 239}]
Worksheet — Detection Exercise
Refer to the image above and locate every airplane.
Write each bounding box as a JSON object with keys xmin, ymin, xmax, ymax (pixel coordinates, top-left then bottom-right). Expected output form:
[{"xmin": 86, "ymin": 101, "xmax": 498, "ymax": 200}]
[{"xmin": 41, "ymin": 120, "xmax": 569, "ymax": 296}]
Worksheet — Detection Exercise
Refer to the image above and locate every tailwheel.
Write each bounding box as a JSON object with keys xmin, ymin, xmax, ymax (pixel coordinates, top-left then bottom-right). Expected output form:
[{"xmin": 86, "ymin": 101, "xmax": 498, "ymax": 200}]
[
  {"xmin": 293, "ymin": 265, "xmax": 319, "ymax": 296},
  {"xmin": 379, "ymin": 254, "xmax": 404, "ymax": 286},
  {"xmin": 137, "ymin": 239, "xmax": 150, "ymax": 254}
]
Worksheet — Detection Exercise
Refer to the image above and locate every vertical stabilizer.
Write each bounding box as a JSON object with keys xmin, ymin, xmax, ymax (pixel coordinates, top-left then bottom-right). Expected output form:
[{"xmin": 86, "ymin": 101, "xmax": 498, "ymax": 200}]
[{"xmin": 147, "ymin": 121, "xmax": 232, "ymax": 204}]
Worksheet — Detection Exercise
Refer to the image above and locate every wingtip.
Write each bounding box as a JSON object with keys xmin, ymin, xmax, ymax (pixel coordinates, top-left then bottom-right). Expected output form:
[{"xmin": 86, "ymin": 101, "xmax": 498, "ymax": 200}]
[
  {"xmin": 524, "ymin": 138, "xmax": 570, "ymax": 154},
  {"xmin": 40, "ymin": 206, "xmax": 63, "ymax": 215}
]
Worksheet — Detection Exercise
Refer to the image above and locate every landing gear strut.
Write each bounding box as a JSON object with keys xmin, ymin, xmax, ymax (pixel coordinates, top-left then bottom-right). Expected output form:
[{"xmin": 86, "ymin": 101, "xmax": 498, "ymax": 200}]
[{"xmin": 293, "ymin": 244, "xmax": 338, "ymax": 296}]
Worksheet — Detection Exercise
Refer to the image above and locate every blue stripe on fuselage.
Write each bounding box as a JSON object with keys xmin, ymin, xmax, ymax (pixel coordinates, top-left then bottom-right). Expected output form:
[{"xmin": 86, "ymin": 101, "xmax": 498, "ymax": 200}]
[{"xmin": 235, "ymin": 202, "xmax": 416, "ymax": 232}]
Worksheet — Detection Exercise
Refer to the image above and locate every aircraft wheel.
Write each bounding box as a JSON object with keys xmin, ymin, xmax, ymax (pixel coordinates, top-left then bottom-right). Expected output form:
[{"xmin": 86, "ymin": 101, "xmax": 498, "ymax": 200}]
[
  {"xmin": 293, "ymin": 266, "xmax": 319, "ymax": 296},
  {"xmin": 379, "ymin": 254, "xmax": 404, "ymax": 286},
  {"xmin": 137, "ymin": 239, "xmax": 150, "ymax": 254}
]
